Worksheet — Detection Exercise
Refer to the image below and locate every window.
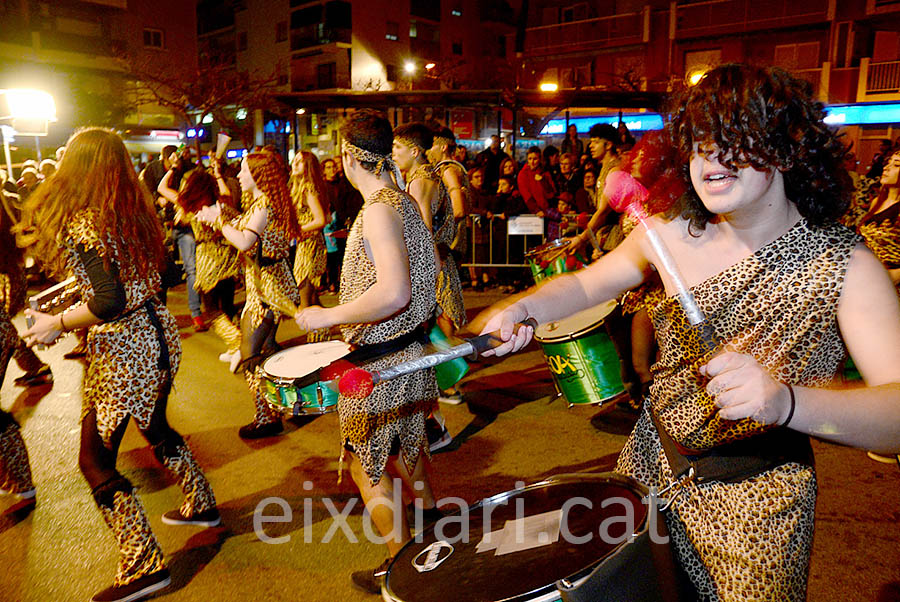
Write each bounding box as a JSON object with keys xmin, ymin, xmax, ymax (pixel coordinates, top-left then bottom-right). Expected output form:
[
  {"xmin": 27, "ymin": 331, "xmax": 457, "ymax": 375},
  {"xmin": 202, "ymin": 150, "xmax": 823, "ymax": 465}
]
[
  {"xmin": 386, "ymin": 20, "xmax": 399, "ymax": 41},
  {"xmin": 237, "ymin": 31, "xmax": 248, "ymax": 51},
  {"xmin": 386, "ymin": 64, "xmax": 397, "ymax": 82},
  {"xmin": 452, "ymin": 40, "xmax": 462, "ymax": 55},
  {"xmin": 410, "ymin": 20, "xmax": 417, "ymax": 38},
  {"xmin": 773, "ymin": 42, "xmax": 819, "ymax": 70},
  {"xmin": 451, "ymin": 5, "xmax": 462, "ymax": 16},
  {"xmin": 142, "ymin": 28, "xmax": 163, "ymax": 49},
  {"xmin": 497, "ymin": 35, "xmax": 506, "ymax": 58},
  {"xmin": 317, "ymin": 62, "xmax": 336, "ymax": 88},
  {"xmin": 276, "ymin": 21, "xmax": 287, "ymax": 43}
]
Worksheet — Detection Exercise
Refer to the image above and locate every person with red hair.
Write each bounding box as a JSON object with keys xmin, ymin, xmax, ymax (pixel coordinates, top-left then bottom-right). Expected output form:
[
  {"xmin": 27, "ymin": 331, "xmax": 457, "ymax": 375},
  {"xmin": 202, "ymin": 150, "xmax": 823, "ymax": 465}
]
[
  {"xmin": 23, "ymin": 127, "xmax": 219, "ymax": 602},
  {"xmin": 289, "ymin": 150, "xmax": 329, "ymax": 314},
  {"xmin": 197, "ymin": 149, "xmax": 302, "ymax": 439}
]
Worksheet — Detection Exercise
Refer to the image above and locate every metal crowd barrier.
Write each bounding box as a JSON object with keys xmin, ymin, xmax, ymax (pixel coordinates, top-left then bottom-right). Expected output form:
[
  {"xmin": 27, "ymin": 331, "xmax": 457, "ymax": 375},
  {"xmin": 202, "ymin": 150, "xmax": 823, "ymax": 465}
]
[{"xmin": 460, "ymin": 213, "xmax": 580, "ymax": 269}]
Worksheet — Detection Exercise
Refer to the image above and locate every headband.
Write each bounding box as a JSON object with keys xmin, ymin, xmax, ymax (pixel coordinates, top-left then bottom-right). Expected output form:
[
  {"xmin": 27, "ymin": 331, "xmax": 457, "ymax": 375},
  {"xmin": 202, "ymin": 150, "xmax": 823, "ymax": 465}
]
[{"xmin": 342, "ymin": 140, "xmax": 405, "ymax": 189}]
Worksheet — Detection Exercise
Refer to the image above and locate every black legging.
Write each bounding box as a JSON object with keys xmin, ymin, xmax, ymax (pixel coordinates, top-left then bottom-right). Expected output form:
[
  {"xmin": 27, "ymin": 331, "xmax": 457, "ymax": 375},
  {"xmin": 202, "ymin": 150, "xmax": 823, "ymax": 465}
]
[
  {"xmin": 200, "ymin": 278, "xmax": 236, "ymax": 321},
  {"xmin": 78, "ymin": 391, "xmax": 185, "ymax": 492}
]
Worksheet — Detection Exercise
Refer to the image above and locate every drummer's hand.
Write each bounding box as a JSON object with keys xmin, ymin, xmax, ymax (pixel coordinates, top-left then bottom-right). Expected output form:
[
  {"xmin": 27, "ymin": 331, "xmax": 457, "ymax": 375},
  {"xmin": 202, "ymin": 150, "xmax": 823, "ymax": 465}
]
[
  {"xmin": 478, "ymin": 303, "xmax": 533, "ymax": 357},
  {"xmin": 23, "ymin": 309, "xmax": 62, "ymax": 347},
  {"xmin": 295, "ymin": 305, "xmax": 333, "ymax": 331},
  {"xmin": 565, "ymin": 234, "xmax": 587, "ymax": 254},
  {"xmin": 700, "ymin": 351, "xmax": 792, "ymax": 426}
]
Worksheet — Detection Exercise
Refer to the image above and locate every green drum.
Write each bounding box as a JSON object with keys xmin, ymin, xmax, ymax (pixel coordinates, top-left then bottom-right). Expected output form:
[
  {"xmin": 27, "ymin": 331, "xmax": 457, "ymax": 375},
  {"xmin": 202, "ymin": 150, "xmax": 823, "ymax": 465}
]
[
  {"xmin": 525, "ymin": 239, "xmax": 586, "ymax": 284},
  {"xmin": 535, "ymin": 301, "xmax": 625, "ymax": 407}
]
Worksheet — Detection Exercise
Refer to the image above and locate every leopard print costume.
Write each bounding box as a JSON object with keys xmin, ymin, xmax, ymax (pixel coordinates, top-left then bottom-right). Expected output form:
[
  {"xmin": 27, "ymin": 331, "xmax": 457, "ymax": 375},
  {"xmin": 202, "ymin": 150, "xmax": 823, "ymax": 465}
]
[
  {"xmin": 408, "ymin": 163, "xmax": 467, "ymax": 330},
  {"xmin": 616, "ymin": 219, "xmax": 859, "ymax": 601},
  {"xmin": 191, "ymin": 204, "xmax": 241, "ymax": 294},
  {"xmin": 65, "ymin": 210, "xmax": 217, "ymax": 586},
  {"xmin": 339, "ymin": 187, "xmax": 438, "ymax": 485},
  {"xmin": 0, "ymin": 415, "xmax": 34, "ymax": 496},
  {"xmin": 64, "ymin": 210, "xmax": 182, "ymax": 444},
  {"xmin": 292, "ymin": 199, "xmax": 327, "ymax": 288},
  {"xmin": 234, "ymin": 195, "xmax": 302, "ymax": 427}
]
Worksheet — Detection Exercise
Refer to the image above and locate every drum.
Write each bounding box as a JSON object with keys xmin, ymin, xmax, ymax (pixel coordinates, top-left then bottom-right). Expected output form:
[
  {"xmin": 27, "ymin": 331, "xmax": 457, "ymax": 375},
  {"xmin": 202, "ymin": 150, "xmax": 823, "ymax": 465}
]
[
  {"xmin": 525, "ymin": 239, "xmax": 585, "ymax": 284},
  {"xmin": 262, "ymin": 340, "xmax": 351, "ymax": 415},
  {"xmin": 534, "ymin": 300, "xmax": 625, "ymax": 407},
  {"xmin": 382, "ymin": 473, "xmax": 681, "ymax": 602}
]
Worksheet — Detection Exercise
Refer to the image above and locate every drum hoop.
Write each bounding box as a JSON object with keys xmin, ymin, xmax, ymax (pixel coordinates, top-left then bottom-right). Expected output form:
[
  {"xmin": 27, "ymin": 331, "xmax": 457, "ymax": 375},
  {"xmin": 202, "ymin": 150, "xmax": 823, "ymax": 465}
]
[
  {"xmin": 262, "ymin": 341, "xmax": 350, "ymax": 380},
  {"xmin": 382, "ymin": 472, "xmax": 651, "ymax": 602},
  {"xmin": 534, "ymin": 302, "xmax": 617, "ymax": 344}
]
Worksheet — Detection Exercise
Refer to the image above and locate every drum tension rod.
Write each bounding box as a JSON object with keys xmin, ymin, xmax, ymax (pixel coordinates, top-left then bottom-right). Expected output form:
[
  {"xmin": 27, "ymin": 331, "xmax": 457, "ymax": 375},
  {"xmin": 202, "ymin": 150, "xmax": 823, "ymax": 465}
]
[{"xmin": 653, "ymin": 466, "xmax": 696, "ymax": 513}]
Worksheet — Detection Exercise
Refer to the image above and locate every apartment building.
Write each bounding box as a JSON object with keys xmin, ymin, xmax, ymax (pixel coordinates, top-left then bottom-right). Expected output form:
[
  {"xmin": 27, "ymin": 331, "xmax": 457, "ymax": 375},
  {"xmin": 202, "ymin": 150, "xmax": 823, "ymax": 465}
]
[{"xmin": 0, "ymin": 0, "xmax": 198, "ymax": 156}]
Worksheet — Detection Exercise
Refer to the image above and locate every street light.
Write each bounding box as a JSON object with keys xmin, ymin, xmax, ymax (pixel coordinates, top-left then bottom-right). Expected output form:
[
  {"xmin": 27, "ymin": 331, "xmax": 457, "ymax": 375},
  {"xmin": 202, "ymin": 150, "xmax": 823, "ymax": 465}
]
[
  {"xmin": 404, "ymin": 61, "xmax": 416, "ymax": 75},
  {"xmin": 687, "ymin": 69, "xmax": 708, "ymax": 86},
  {"xmin": 539, "ymin": 82, "xmax": 558, "ymax": 92},
  {"xmin": 0, "ymin": 88, "xmax": 57, "ymax": 176}
]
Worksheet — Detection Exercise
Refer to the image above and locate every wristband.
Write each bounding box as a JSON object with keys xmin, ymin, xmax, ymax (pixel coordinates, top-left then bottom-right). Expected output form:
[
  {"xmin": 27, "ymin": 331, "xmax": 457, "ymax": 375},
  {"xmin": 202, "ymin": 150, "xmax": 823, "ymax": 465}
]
[
  {"xmin": 59, "ymin": 312, "xmax": 68, "ymax": 333},
  {"xmin": 781, "ymin": 383, "xmax": 796, "ymax": 427}
]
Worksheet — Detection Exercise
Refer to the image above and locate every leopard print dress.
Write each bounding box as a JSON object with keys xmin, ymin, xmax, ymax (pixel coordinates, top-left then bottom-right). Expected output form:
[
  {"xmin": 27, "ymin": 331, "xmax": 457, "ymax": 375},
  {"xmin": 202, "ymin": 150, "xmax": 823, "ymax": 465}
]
[
  {"xmin": 292, "ymin": 199, "xmax": 327, "ymax": 288},
  {"xmin": 409, "ymin": 163, "xmax": 466, "ymax": 330},
  {"xmin": 65, "ymin": 210, "xmax": 181, "ymax": 445},
  {"xmin": 191, "ymin": 204, "xmax": 241, "ymax": 294},
  {"xmin": 338, "ymin": 187, "xmax": 437, "ymax": 485},
  {"xmin": 235, "ymin": 195, "xmax": 302, "ymax": 323},
  {"xmin": 616, "ymin": 219, "xmax": 860, "ymax": 601}
]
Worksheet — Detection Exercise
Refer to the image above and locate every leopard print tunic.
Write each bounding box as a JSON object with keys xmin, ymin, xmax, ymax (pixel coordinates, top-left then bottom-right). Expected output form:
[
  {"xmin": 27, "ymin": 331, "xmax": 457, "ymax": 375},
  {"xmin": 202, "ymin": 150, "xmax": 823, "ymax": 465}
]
[
  {"xmin": 191, "ymin": 204, "xmax": 241, "ymax": 294},
  {"xmin": 338, "ymin": 187, "xmax": 437, "ymax": 485},
  {"xmin": 65, "ymin": 210, "xmax": 181, "ymax": 444},
  {"xmin": 292, "ymin": 201, "xmax": 327, "ymax": 288},
  {"xmin": 235, "ymin": 195, "xmax": 301, "ymax": 323},
  {"xmin": 409, "ymin": 164, "xmax": 467, "ymax": 330},
  {"xmin": 616, "ymin": 219, "xmax": 859, "ymax": 601}
]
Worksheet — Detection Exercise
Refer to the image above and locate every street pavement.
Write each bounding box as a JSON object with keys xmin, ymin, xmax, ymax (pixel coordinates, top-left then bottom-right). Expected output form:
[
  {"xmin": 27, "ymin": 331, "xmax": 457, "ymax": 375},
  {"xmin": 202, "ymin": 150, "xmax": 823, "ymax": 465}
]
[{"xmin": 1, "ymin": 284, "xmax": 898, "ymax": 602}]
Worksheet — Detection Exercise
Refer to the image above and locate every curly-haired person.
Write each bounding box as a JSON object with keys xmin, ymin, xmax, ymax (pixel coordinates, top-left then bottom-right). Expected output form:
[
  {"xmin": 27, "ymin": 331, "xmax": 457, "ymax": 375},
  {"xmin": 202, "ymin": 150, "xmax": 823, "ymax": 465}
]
[
  {"xmin": 479, "ymin": 64, "xmax": 900, "ymax": 601},
  {"xmin": 197, "ymin": 149, "xmax": 303, "ymax": 439}
]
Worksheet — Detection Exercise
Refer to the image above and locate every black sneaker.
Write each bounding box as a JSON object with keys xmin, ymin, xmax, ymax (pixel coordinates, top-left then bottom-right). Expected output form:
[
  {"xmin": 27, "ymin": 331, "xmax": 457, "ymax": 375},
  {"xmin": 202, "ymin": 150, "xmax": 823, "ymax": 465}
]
[
  {"xmin": 350, "ymin": 558, "xmax": 391, "ymax": 595},
  {"xmin": 91, "ymin": 569, "xmax": 171, "ymax": 602},
  {"xmin": 238, "ymin": 420, "xmax": 283, "ymax": 440},
  {"xmin": 13, "ymin": 365, "xmax": 52, "ymax": 387},
  {"xmin": 161, "ymin": 507, "xmax": 221, "ymax": 527}
]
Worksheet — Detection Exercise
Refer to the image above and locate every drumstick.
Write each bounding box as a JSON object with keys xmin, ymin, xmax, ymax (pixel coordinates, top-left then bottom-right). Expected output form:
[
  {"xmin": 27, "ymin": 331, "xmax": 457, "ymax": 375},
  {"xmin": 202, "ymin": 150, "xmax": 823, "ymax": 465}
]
[
  {"xmin": 339, "ymin": 319, "xmax": 539, "ymax": 398},
  {"xmin": 576, "ymin": 212, "xmax": 602, "ymax": 255},
  {"xmin": 604, "ymin": 171, "xmax": 720, "ymax": 352}
]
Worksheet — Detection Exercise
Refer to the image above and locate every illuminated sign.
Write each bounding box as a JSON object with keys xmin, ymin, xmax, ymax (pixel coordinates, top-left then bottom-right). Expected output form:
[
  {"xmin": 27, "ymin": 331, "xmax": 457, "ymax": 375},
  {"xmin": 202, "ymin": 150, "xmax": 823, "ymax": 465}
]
[
  {"xmin": 823, "ymin": 103, "xmax": 900, "ymax": 125},
  {"xmin": 541, "ymin": 114, "xmax": 664, "ymax": 135}
]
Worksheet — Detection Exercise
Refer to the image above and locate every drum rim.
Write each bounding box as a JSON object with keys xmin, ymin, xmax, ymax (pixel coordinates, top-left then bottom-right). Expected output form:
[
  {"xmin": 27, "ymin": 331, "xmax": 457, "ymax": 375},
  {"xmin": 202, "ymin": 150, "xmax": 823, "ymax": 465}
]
[
  {"xmin": 261, "ymin": 340, "xmax": 350, "ymax": 380},
  {"xmin": 524, "ymin": 237, "xmax": 570, "ymax": 259},
  {"xmin": 382, "ymin": 472, "xmax": 650, "ymax": 602},
  {"xmin": 534, "ymin": 302, "xmax": 617, "ymax": 343}
]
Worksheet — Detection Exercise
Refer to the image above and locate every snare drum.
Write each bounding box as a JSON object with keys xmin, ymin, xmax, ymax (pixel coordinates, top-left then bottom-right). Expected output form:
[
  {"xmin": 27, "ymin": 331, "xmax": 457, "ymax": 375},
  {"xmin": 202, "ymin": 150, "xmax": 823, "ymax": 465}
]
[
  {"xmin": 534, "ymin": 300, "xmax": 625, "ymax": 407},
  {"xmin": 262, "ymin": 341, "xmax": 351, "ymax": 415},
  {"xmin": 525, "ymin": 239, "xmax": 583, "ymax": 284},
  {"xmin": 382, "ymin": 472, "xmax": 681, "ymax": 602}
]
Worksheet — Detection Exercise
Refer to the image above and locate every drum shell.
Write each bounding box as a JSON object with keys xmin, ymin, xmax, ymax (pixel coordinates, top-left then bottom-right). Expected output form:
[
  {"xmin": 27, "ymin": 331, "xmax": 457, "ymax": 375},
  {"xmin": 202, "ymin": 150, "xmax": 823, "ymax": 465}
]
[
  {"xmin": 535, "ymin": 314, "xmax": 625, "ymax": 406},
  {"xmin": 264, "ymin": 376, "xmax": 337, "ymax": 414},
  {"xmin": 382, "ymin": 472, "xmax": 681, "ymax": 602}
]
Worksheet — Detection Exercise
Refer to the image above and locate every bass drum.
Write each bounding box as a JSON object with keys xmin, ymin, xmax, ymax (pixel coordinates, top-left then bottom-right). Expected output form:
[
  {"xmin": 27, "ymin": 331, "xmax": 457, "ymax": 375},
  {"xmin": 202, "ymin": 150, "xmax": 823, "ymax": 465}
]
[{"xmin": 381, "ymin": 472, "xmax": 682, "ymax": 602}]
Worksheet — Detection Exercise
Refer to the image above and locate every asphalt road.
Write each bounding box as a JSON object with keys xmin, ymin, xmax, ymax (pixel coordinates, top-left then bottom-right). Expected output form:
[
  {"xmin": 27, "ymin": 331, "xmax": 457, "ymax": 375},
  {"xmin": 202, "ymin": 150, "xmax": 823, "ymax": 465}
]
[{"xmin": 1, "ymin": 285, "xmax": 898, "ymax": 602}]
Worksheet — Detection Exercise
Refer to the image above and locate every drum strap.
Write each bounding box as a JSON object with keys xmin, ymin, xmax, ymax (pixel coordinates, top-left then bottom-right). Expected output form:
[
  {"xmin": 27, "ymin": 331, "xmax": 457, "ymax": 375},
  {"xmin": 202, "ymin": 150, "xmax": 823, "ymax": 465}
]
[
  {"xmin": 649, "ymin": 410, "xmax": 814, "ymax": 485},
  {"xmin": 292, "ymin": 324, "xmax": 428, "ymax": 389}
]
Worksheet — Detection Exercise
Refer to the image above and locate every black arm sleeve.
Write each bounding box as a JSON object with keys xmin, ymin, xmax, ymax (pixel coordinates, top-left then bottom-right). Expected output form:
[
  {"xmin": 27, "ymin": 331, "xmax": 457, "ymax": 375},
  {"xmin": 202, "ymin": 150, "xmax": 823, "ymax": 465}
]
[{"xmin": 75, "ymin": 244, "xmax": 127, "ymax": 321}]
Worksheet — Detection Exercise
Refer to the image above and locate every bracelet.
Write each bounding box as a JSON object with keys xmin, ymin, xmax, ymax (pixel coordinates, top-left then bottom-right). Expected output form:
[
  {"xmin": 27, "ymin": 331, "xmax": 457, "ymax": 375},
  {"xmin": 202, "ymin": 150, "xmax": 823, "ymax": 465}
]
[
  {"xmin": 59, "ymin": 312, "xmax": 68, "ymax": 333},
  {"xmin": 781, "ymin": 383, "xmax": 796, "ymax": 427}
]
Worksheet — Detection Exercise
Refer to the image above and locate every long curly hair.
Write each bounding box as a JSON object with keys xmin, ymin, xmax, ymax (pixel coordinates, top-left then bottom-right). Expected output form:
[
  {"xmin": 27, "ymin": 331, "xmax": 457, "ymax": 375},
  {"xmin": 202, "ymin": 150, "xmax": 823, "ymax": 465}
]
[
  {"xmin": 289, "ymin": 150, "xmax": 331, "ymax": 217},
  {"xmin": 26, "ymin": 127, "xmax": 165, "ymax": 280},
  {"xmin": 246, "ymin": 150, "xmax": 301, "ymax": 240},
  {"xmin": 666, "ymin": 64, "xmax": 852, "ymax": 232}
]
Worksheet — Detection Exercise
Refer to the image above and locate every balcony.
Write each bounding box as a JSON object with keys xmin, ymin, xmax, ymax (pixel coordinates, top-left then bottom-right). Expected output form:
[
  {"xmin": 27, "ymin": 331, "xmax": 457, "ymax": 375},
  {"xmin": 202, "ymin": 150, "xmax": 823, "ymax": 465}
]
[
  {"xmin": 674, "ymin": 0, "xmax": 831, "ymax": 40},
  {"xmin": 290, "ymin": 25, "xmax": 351, "ymax": 51},
  {"xmin": 858, "ymin": 58, "xmax": 900, "ymax": 102},
  {"xmin": 867, "ymin": 0, "xmax": 900, "ymax": 15},
  {"xmin": 524, "ymin": 12, "xmax": 643, "ymax": 57}
]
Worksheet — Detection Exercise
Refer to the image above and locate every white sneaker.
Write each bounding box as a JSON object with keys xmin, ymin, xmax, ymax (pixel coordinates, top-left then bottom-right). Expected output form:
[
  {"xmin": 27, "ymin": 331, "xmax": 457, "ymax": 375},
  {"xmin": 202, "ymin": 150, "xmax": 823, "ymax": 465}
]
[{"xmin": 229, "ymin": 350, "xmax": 242, "ymax": 373}]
